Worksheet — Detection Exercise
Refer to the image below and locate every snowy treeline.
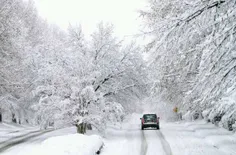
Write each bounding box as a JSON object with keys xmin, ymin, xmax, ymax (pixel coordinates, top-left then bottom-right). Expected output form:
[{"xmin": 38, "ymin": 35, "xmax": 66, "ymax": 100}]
[
  {"xmin": 0, "ymin": 0, "xmax": 148, "ymax": 132},
  {"xmin": 142, "ymin": 0, "xmax": 236, "ymax": 130},
  {"xmin": 2, "ymin": 0, "xmax": 235, "ymax": 133}
]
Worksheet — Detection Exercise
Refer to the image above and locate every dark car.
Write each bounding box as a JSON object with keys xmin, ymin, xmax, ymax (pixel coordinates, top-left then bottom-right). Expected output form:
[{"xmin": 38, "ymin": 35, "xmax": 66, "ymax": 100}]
[{"xmin": 140, "ymin": 114, "xmax": 160, "ymax": 130}]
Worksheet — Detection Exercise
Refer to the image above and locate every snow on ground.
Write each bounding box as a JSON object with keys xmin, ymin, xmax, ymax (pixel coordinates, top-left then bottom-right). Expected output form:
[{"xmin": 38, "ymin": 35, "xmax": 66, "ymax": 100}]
[
  {"xmin": 102, "ymin": 113, "xmax": 143, "ymax": 155},
  {"xmin": 0, "ymin": 122, "xmax": 39, "ymax": 133},
  {"xmin": 143, "ymin": 130, "xmax": 166, "ymax": 155},
  {"xmin": 1, "ymin": 115, "xmax": 236, "ymax": 155},
  {"xmin": 39, "ymin": 134, "xmax": 103, "ymax": 155},
  {"xmin": 102, "ymin": 113, "xmax": 236, "ymax": 155},
  {"xmin": 0, "ymin": 125, "xmax": 103, "ymax": 155},
  {"xmin": 0, "ymin": 123, "xmax": 40, "ymax": 143},
  {"xmin": 101, "ymin": 113, "xmax": 171, "ymax": 155},
  {"xmin": 161, "ymin": 120, "xmax": 236, "ymax": 155},
  {"xmin": 0, "ymin": 127, "xmax": 75, "ymax": 155}
]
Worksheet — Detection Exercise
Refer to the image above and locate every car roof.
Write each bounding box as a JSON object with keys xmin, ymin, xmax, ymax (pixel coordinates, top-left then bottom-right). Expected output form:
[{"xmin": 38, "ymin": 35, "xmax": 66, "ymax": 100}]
[{"xmin": 143, "ymin": 113, "xmax": 157, "ymax": 115}]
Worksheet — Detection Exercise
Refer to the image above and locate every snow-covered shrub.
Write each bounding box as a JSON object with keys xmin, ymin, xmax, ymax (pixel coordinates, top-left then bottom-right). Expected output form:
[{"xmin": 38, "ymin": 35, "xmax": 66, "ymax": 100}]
[
  {"xmin": 0, "ymin": 95, "xmax": 21, "ymax": 123},
  {"xmin": 103, "ymin": 102, "xmax": 125, "ymax": 123},
  {"xmin": 221, "ymin": 112, "xmax": 236, "ymax": 131},
  {"xmin": 217, "ymin": 97, "xmax": 236, "ymax": 131},
  {"xmin": 182, "ymin": 110, "xmax": 203, "ymax": 121},
  {"xmin": 204, "ymin": 92, "xmax": 236, "ymax": 130}
]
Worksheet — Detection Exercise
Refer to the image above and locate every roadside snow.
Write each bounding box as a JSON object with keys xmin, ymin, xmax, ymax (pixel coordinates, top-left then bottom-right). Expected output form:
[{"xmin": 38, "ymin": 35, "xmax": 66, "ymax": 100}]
[
  {"xmin": 0, "ymin": 123, "xmax": 39, "ymax": 143},
  {"xmin": 161, "ymin": 120, "xmax": 236, "ymax": 155},
  {"xmin": 39, "ymin": 134, "xmax": 103, "ymax": 155},
  {"xmin": 1, "ymin": 126, "xmax": 103, "ymax": 155},
  {"xmin": 2, "ymin": 115, "xmax": 236, "ymax": 155}
]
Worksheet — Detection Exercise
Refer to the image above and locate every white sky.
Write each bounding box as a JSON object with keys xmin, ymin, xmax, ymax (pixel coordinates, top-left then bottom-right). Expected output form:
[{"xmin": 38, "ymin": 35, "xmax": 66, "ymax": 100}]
[{"xmin": 34, "ymin": 0, "xmax": 148, "ymax": 39}]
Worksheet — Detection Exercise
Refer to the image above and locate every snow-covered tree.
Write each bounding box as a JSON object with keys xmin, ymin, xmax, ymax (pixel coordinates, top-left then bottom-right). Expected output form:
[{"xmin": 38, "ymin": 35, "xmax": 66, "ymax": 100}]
[
  {"xmin": 31, "ymin": 22, "xmax": 148, "ymax": 133},
  {"xmin": 142, "ymin": 0, "xmax": 236, "ymax": 130},
  {"xmin": 0, "ymin": 0, "xmax": 148, "ymax": 132}
]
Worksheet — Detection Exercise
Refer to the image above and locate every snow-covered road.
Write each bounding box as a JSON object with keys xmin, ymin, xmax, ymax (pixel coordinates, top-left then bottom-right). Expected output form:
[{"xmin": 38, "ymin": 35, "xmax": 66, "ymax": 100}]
[
  {"xmin": 1, "ymin": 114, "xmax": 236, "ymax": 155},
  {"xmin": 102, "ymin": 113, "xmax": 236, "ymax": 155},
  {"xmin": 142, "ymin": 130, "xmax": 172, "ymax": 155},
  {"xmin": 102, "ymin": 113, "xmax": 172, "ymax": 155}
]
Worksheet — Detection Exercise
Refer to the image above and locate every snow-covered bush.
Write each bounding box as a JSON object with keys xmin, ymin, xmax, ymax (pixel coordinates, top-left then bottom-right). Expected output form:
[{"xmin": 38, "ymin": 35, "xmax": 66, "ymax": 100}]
[
  {"xmin": 207, "ymin": 94, "xmax": 236, "ymax": 130},
  {"xmin": 182, "ymin": 110, "xmax": 203, "ymax": 121},
  {"xmin": 0, "ymin": 95, "xmax": 21, "ymax": 123},
  {"xmin": 103, "ymin": 102, "xmax": 125, "ymax": 123}
]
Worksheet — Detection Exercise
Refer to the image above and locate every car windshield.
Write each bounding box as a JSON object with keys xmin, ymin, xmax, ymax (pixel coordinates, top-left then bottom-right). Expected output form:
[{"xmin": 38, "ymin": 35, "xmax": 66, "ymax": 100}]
[{"xmin": 143, "ymin": 114, "xmax": 157, "ymax": 120}]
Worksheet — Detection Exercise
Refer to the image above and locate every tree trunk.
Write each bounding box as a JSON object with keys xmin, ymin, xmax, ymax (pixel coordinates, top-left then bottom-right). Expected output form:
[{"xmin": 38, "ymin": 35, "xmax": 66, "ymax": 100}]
[
  {"xmin": 76, "ymin": 123, "xmax": 87, "ymax": 134},
  {"xmin": 12, "ymin": 113, "xmax": 17, "ymax": 123}
]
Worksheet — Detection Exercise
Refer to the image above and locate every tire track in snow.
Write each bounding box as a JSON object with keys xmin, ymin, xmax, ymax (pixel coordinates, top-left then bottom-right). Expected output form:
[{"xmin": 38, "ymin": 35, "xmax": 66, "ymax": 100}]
[
  {"xmin": 142, "ymin": 129, "xmax": 172, "ymax": 155},
  {"xmin": 156, "ymin": 131, "xmax": 172, "ymax": 155},
  {"xmin": 143, "ymin": 130, "xmax": 166, "ymax": 155},
  {"xmin": 141, "ymin": 130, "xmax": 147, "ymax": 155}
]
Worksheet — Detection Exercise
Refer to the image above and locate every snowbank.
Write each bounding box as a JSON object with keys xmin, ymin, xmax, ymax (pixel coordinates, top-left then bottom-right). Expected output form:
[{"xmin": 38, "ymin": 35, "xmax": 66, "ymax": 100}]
[
  {"xmin": 161, "ymin": 120, "xmax": 236, "ymax": 155},
  {"xmin": 39, "ymin": 134, "xmax": 103, "ymax": 155}
]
